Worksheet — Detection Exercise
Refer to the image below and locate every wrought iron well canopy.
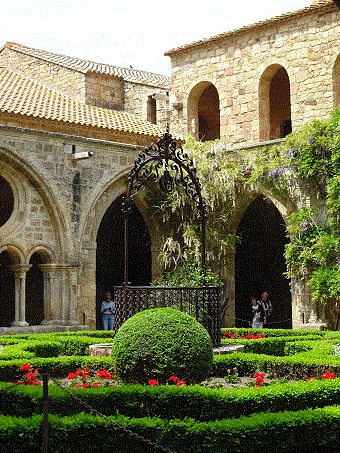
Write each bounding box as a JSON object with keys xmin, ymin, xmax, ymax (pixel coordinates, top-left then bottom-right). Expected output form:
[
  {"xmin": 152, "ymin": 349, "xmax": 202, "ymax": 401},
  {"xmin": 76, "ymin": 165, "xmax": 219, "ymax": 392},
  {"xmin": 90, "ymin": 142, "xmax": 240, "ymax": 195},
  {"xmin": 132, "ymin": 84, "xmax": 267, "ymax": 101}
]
[{"xmin": 119, "ymin": 131, "xmax": 222, "ymax": 346}]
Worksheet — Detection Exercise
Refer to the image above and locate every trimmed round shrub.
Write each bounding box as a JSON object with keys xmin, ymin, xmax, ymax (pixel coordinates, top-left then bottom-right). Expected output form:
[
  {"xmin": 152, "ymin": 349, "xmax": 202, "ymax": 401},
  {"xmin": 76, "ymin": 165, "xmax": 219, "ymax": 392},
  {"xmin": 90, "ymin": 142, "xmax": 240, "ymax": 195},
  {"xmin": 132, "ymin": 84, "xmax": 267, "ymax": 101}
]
[{"xmin": 112, "ymin": 308, "xmax": 213, "ymax": 384}]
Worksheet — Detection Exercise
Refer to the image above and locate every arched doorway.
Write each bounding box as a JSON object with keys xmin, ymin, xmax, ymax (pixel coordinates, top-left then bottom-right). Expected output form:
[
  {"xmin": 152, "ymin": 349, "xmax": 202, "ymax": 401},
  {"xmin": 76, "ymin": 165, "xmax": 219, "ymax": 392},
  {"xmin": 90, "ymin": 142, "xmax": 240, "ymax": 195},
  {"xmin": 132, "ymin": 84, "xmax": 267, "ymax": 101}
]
[
  {"xmin": 26, "ymin": 252, "xmax": 45, "ymax": 325},
  {"xmin": 96, "ymin": 194, "xmax": 152, "ymax": 328},
  {"xmin": 235, "ymin": 195, "xmax": 291, "ymax": 328},
  {"xmin": 0, "ymin": 251, "xmax": 15, "ymax": 327},
  {"xmin": 187, "ymin": 82, "xmax": 220, "ymax": 141},
  {"xmin": 259, "ymin": 65, "xmax": 292, "ymax": 141}
]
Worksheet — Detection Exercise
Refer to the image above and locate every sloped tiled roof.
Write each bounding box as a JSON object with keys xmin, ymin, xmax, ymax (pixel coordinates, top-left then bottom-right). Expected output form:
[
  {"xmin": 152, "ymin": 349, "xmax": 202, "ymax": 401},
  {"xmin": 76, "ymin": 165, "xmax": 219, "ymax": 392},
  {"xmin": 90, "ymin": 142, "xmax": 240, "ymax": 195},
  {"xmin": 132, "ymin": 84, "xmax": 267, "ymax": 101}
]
[
  {"xmin": 0, "ymin": 66, "xmax": 165, "ymax": 138},
  {"xmin": 3, "ymin": 42, "xmax": 171, "ymax": 89},
  {"xmin": 165, "ymin": 0, "xmax": 335, "ymax": 55}
]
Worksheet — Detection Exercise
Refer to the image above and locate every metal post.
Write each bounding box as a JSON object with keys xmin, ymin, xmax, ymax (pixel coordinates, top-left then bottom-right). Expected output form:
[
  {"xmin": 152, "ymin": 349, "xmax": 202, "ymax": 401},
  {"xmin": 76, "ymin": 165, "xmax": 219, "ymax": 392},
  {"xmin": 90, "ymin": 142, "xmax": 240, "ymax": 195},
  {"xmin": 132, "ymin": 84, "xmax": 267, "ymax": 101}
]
[{"xmin": 42, "ymin": 373, "xmax": 49, "ymax": 453}]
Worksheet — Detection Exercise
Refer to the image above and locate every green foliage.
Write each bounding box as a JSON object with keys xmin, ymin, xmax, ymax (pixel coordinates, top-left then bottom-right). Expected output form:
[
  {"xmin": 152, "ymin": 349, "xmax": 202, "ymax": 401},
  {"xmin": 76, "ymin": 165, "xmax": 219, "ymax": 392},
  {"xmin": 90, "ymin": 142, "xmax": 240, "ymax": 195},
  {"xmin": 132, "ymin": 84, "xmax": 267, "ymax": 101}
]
[
  {"xmin": 153, "ymin": 257, "xmax": 223, "ymax": 287},
  {"xmin": 145, "ymin": 136, "xmax": 243, "ymax": 275},
  {"xmin": 111, "ymin": 307, "xmax": 213, "ymax": 384}
]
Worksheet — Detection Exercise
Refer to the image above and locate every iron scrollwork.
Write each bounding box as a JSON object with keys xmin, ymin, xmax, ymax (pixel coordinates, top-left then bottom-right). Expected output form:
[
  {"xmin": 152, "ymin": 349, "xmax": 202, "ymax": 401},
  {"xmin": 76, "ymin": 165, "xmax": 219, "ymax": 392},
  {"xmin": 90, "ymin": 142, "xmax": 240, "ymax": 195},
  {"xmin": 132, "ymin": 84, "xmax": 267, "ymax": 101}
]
[{"xmin": 126, "ymin": 131, "xmax": 207, "ymax": 219}]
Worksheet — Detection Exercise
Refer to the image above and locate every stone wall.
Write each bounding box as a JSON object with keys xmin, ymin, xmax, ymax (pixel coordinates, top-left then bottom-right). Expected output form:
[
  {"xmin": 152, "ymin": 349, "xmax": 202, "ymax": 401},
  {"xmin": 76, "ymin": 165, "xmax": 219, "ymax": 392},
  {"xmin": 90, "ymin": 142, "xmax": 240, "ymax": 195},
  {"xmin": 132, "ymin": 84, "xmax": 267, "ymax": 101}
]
[
  {"xmin": 124, "ymin": 81, "xmax": 169, "ymax": 132},
  {"xmin": 0, "ymin": 46, "xmax": 86, "ymax": 103},
  {"xmin": 168, "ymin": 2, "xmax": 340, "ymax": 146},
  {"xmin": 0, "ymin": 123, "xmax": 159, "ymax": 331},
  {"xmin": 85, "ymin": 72, "xmax": 123, "ymax": 110}
]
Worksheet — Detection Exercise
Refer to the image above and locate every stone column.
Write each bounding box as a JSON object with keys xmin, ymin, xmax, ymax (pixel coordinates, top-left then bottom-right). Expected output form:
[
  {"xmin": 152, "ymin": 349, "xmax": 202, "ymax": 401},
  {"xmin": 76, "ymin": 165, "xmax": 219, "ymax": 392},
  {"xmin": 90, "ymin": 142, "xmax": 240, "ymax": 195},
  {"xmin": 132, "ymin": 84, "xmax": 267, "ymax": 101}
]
[{"xmin": 10, "ymin": 264, "xmax": 31, "ymax": 327}]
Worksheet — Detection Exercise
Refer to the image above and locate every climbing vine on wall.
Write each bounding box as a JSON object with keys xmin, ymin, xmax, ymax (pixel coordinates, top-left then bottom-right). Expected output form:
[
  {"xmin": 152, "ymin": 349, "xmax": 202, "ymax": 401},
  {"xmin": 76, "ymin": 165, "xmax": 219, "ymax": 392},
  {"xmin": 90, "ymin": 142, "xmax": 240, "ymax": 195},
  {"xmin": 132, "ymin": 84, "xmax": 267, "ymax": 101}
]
[
  {"xmin": 146, "ymin": 109, "xmax": 340, "ymax": 309},
  {"xmin": 248, "ymin": 109, "xmax": 340, "ymax": 307}
]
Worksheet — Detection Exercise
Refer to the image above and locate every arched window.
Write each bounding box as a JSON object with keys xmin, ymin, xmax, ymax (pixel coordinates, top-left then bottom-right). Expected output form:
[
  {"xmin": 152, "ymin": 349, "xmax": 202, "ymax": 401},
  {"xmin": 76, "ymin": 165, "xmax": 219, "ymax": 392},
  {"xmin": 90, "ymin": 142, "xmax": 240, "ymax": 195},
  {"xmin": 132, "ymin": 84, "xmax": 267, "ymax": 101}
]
[
  {"xmin": 147, "ymin": 96, "xmax": 157, "ymax": 124},
  {"xmin": 333, "ymin": 55, "xmax": 340, "ymax": 107},
  {"xmin": 188, "ymin": 82, "xmax": 220, "ymax": 141},
  {"xmin": 0, "ymin": 251, "xmax": 15, "ymax": 327},
  {"xmin": 26, "ymin": 252, "xmax": 45, "ymax": 325},
  {"xmin": 0, "ymin": 176, "xmax": 14, "ymax": 227},
  {"xmin": 259, "ymin": 65, "xmax": 291, "ymax": 141}
]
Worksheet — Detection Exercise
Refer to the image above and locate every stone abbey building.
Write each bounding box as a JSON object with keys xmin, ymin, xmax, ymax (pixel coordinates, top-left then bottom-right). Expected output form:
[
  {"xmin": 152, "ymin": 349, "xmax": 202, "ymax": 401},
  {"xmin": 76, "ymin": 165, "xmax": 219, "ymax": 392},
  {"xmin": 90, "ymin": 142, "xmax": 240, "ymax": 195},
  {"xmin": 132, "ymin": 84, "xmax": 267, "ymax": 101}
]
[{"xmin": 0, "ymin": 0, "xmax": 338, "ymax": 333}]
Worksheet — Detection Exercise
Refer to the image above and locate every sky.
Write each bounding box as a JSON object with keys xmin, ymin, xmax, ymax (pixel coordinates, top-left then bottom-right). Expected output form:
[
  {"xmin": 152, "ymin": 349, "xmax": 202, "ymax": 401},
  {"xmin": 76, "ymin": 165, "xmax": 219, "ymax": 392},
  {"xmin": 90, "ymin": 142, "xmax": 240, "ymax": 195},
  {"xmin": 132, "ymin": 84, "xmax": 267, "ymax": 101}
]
[{"xmin": 2, "ymin": 1, "xmax": 313, "ymax": 76}]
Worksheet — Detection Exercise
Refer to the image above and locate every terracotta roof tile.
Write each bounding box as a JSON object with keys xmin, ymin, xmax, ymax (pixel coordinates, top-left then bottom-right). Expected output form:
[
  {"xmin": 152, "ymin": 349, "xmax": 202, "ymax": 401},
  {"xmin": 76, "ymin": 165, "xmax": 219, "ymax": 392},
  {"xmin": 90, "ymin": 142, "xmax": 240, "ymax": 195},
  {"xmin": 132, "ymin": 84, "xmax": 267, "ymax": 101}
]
[
  {"xmin": 0, "ymin": 66, "xmax": 166, "ymax": 138},
  {"xmin": 165, "ymin": 0, "xmax": 335, "ymax": 55},
  {"xmin": 4, "ymin": 42, "xmax": 171, "ymax": 89}
]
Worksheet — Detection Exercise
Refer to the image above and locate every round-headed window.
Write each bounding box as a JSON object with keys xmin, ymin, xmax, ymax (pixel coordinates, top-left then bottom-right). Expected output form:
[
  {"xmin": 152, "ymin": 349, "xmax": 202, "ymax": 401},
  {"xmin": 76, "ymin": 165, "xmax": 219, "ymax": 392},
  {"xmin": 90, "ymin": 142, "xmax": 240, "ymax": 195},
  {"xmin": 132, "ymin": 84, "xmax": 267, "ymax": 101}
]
[{"xmin": 0, "ymin": 176, "xmax": 14, "ymax": 227}]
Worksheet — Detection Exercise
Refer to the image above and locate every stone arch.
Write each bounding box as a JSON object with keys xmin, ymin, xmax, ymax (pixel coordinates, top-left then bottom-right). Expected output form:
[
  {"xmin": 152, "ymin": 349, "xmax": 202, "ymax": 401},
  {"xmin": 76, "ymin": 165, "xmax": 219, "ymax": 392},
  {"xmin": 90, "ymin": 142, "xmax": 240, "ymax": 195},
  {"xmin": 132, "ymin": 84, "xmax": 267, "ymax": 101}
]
[
  {"xmin": 26, "ymin": 246, "xmax": 52, "ymax": 326},
  {"xmin": 0, "ymin": 146, "xmax": 71, "ymax": 261},
  {"xmin": 187, "ymin": 81, "xmax": 220, "ymax": 141},
  {"xmin": 259, "ymin": 65, "xmax": 292, "ymax": 141},
  {"xmin": 333, "ymin": 54, "xmax": 340, "ymax": 107},
  {"xmin": 80, "ymin": 174, "xmax": 157, "ymax": 330},
  {"xmin": 0, "ymin": 246, "xmax": 22, "ymax": 327},
  {"xmin": 233, "ymin": 194, "xmax": 292, "ymax": 328}
]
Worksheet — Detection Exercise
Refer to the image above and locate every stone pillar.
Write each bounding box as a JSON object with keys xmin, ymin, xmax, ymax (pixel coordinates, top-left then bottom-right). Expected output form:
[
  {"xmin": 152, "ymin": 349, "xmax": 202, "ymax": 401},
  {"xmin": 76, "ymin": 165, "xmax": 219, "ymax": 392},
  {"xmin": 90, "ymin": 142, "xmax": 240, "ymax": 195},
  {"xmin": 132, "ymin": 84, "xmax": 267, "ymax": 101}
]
[
  {"xmin": 64, "ymin": 265, "xmax": 80, "ymax": 325},
  {"xmin": 39, "ymin": 264, "xmax": 78, "ymax": 326},
  {"xmin": 10, "ymin": 264, "xmax": 31, "ymax": 327}
]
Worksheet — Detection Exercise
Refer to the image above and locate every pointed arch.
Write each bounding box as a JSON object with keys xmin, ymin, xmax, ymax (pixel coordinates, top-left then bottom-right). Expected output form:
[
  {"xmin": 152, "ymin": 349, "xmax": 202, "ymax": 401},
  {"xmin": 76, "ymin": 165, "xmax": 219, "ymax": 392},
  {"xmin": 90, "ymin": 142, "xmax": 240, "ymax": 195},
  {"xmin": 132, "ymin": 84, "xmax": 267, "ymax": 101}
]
[{"xmin": 234, "ymin": 194, "xmax": 291, "ymax": 328}]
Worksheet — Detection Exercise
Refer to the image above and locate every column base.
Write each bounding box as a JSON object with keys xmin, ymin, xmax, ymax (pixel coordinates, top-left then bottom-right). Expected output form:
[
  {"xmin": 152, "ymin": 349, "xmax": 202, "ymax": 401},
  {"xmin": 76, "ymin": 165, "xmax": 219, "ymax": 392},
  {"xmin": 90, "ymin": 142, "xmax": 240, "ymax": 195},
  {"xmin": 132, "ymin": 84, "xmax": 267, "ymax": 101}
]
[{"xmin": 11, "ymin": 321, "xmax": 29, "ymax": 327}]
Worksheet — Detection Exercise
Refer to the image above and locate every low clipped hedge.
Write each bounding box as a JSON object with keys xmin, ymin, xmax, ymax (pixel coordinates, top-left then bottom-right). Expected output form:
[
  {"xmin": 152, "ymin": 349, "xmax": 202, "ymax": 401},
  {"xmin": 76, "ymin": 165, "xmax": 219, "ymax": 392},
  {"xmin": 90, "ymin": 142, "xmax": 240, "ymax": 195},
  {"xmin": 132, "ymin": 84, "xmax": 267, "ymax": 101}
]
[
  {"xmin": 2, "ymin": 406, "xmax": 340, "ymax": 453},
  {"xmin": 3, "ymin": 377, "xmax": 340, "ymax": 422}
]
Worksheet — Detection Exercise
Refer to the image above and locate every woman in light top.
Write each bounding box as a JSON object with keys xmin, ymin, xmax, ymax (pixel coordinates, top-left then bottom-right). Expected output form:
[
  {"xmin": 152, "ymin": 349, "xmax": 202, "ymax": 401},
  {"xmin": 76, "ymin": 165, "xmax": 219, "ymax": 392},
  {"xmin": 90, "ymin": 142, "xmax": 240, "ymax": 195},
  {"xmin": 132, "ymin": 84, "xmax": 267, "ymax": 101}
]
[{"xmin": 101, "ymin": 292, "xmax": 115, "ymax": 330}]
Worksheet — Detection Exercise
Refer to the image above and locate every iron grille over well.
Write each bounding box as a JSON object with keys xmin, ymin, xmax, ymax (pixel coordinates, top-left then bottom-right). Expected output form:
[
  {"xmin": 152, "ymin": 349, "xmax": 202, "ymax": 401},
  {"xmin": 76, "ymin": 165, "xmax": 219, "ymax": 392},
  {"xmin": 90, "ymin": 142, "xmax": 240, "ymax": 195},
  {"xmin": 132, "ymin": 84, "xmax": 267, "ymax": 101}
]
[{"xmin": 119, "ymin": 131, "xmax": 222, "ymax": 346}]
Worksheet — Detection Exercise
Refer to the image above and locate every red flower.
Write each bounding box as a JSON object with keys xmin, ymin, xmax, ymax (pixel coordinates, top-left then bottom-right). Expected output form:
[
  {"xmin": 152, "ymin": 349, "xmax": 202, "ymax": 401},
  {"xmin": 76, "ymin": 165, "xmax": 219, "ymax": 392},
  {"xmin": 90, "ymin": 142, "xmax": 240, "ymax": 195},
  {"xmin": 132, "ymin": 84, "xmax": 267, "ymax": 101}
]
[
  {"xmin": 254, "ymin": 372, "xmax": 266, "ymax": 378},
  {"xmin": 255, "ymin": 384, "xmax": 261, "ymax": 388},
  {"xmin": 20, "ymin": 364, "xmax": 31, "ymax": 371},
  {"xmin": 84, "ymin": 367, "xmax": 91, "ymax": 372},
  {"xmin": 67, "ymin": 373, "xmax": 77, "ymax": 379},
  {"xmin": 255, "ymin": 377, "xmax": 264, "ymax": 383},
  {"xmin": 97, "ymin": 370, "xmax": 108, "ymax": 378},
  {"xmin": 322, "ymin": 372, "xmax": 336, "ymax": 379},
  {"xmin": 239, "ymin": 336, "xmax": 243, "ymax": 339},
  {"xmin": 73, "ymin": 385, "xmax": 81, "ymax": 389},
  {"xmin": 34, "ymin": 369, "xmax": 38, "ymax": 373},
  {"xmin": 176, "ymin": 380, "xmax": 187, "ymax": 387},
  {"xmin": 148, "ymin": 379, "xmax": 158, "ymax": 386},
  {"xmin": 75, "ymin": 369, "xmax": 84, "ymax": 376},
  {"xmin": 83, "ymin": 373, "xmax": 91, "ymax": 378},
  {"xmin": 224, "ymin": 331, "xmax": 229, "ymax": 336},
  {"xmin": 93, "ymin": 382, "xmax": 100, "ymax": 387},
  {"xmin": 307, "ymin": 377, "xmax": 315, "ymax": 381},
  {"xmin": 169, "ymin": 376, "xmax": 179, "ymax": 382},
  {"xmin": 82, "ymin": 383, "xmax": 89, "ymax": 388},
  {"xmin": 27, "ymin": 372, "xmax": 36, "ymax": 379},
  {"xmin": 222, "ymin": 336, "xmax": 226, "ymax": 339},
  {"xmin": 230, "ymin": 334, "xmax": 235, "ymax": 339}
]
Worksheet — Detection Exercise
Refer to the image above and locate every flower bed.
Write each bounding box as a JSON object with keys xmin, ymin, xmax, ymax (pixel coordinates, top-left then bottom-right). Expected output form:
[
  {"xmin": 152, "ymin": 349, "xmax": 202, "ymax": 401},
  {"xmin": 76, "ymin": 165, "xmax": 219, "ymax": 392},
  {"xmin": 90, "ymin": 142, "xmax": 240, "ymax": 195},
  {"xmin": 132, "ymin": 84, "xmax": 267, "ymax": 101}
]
[{"xmin": 1, "ymin": 329, "xmax": 340, "ymax": 452}]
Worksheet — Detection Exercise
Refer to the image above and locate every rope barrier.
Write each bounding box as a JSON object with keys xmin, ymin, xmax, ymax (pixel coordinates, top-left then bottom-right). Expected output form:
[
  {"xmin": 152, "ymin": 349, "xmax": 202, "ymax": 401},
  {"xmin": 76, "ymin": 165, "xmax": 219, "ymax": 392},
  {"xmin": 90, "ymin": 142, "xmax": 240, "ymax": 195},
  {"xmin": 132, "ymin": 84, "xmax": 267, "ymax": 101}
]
[{"xmin": 48, "ymin": 374, "xmax": 180, "ymax": 453}]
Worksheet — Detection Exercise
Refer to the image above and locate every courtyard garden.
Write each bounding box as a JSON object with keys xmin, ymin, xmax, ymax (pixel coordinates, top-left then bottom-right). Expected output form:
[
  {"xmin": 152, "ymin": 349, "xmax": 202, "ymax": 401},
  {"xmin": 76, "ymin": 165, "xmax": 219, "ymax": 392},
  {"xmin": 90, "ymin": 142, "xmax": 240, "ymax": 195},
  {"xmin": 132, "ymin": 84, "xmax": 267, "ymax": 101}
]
[{"xmin": 2, "ymin": 323, "xmax": 340, "ymax": 452}]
